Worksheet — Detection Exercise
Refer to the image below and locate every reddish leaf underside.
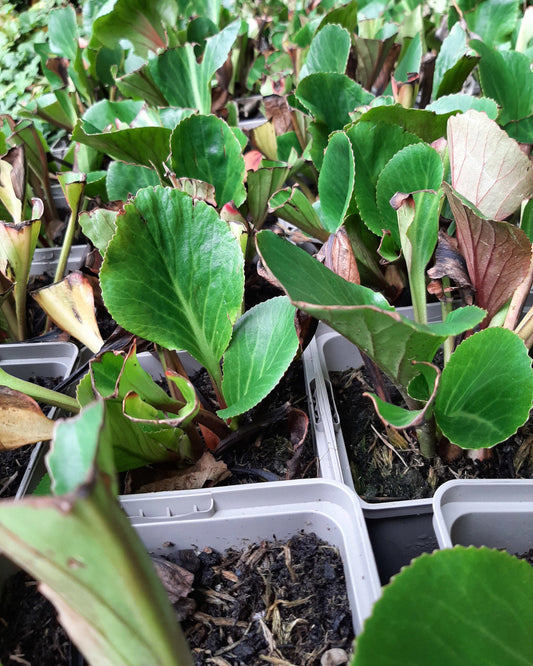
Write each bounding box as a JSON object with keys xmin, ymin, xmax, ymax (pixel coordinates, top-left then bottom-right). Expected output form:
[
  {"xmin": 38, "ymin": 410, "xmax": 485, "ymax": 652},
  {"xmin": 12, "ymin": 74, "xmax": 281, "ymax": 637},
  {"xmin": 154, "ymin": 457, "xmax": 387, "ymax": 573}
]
[{"xmin": 446, "ymin": 184, "xmax": 532, "ymax": 325}]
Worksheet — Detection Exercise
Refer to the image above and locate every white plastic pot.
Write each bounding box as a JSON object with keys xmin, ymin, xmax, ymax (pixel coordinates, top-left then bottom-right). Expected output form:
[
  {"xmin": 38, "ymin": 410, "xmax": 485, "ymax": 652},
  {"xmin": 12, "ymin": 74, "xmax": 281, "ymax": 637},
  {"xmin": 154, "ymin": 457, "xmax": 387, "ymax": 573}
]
[
  {"xmin": 433, "ymin": 479, "xmax": 533, "ymax": 552},
  {"xmin": 121, "ymin": 478, "xmax": 382, "ymax": 633}
]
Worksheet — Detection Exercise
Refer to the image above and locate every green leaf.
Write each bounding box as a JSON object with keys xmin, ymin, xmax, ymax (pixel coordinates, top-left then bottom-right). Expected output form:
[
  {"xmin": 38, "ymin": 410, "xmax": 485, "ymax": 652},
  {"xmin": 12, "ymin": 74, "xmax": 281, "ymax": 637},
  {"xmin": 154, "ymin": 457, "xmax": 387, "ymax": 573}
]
[
  {"xmin": 426, "ymin": 94, "xmax": 498, "ymax": 119},
  {"xmin": 318, "ymin": 131, "xmax": 355, "ymax": 234},
  {"xmin": 472, "ymin": 40, "xmax": 533, "ymax": 142},
  {"xmin": 352, "ymin": 547, "xmax": 533, "ymax": 666},
  {"xmin": 72, "ymin": 121, "xmax": 171, "ymax": 178},
  {"xmin": 347, "ymin": 121, "xmax": 421, "ymax": 236},
  {"xmin": 79, "ymin": 207, "xmax": 118, "ymax": 255},
  {"xmin": 296, "ymin": 73, "xmax": 374, "ymax": 130},
  {"xmin": 92, "ymin": 0, "xmax": 179, "ymax": 56},
  {"xmin": 356, "ymin": 105, "xmax": 453, "ymax": 142},
  {"xmin": 82, "ymin": 100, "xmax": 144, "ymax": 133},
  {"xmin": 106, "ymin": 161, "xmax": 160, "ymax": 201},
  {"xmin": 148, "ymin": 20, "xmax": 240, "ymax": 113},
  {"xmin": 296, "ymin": 73, "xmax": 374, "ymax": 169},
  {"xmin": 116, "ymin": 66, "xmax": 169, "ymax": 107},
  {"xmin": 299, "ymin": 24, "xmax": 351, "ymax": 79},
  {"xmin": 393, "ymin": 33, "xmax": 422, "ymax": 85},
  {"xmin": 435, "ymin": 328, "xmax": 533, "ymax": 449},
  {"xmin": 376, "ymin": 142, "xmax": 443, "ymax": 250},
  {"xmin": 317, "ymin": 0, "xmax": 358, "ymax": 34},
  {"xmin": 256, "ymin": 230, "xmax": 485, "ymax": 388},
  {"xmin": 0, "ymin": 401, "xmax": 192, "ymax": 665},
  {"xmin": 433, "ymin": 23, "xmax": 478, "ymax": 99},
  {"xmin": 48, "ymin": 6, "xmax": 78, "ymax": 60},
  {"xmin": 219, "ymin": 297, "xmax": 298, "ymax": 419},
  {"xmin": 100, "ymin": 186, "xmax": 244, "ymax": 384},
  {"xmin": 353, "ymin": 32, "xmax": 400, "ymax": 92},
  {"xmin": 269, "ymin": 187, "xmax": 328, "ymax": 242},
  {"xmin": 458, "ymin": 0, "xmax": 520, "ymax": 48},
  {"xmin": 170, "ymin": 115, "xmax": 246, "ymax": 207}
]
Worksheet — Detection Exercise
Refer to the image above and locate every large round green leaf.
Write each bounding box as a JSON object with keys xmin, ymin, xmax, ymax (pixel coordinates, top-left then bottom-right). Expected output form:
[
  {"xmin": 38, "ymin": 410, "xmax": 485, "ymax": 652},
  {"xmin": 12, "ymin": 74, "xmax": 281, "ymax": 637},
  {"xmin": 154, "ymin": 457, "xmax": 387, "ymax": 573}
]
[
  {"xmin": 219, "ymin": 296, "xmax": 298, "ymax": 419},
  {"xmin": 100, "ymin": 186, "xmax": 244, "ymax": 381},
  {"xmin": 353, "ymin": 547, "xmax": 533, "ymax": 666},
  {"xmin": 434, "ymin": 327, "xmax": 533, "ymax": 449},
  {"xmin": 170, "ymin": 115, "xmax": 246, "ymax": 207}
]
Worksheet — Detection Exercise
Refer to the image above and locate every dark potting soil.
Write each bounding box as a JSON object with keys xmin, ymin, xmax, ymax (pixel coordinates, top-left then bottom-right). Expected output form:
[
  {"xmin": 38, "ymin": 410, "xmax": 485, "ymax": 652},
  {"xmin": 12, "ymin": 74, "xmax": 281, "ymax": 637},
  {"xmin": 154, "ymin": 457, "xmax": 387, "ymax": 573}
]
[
  {"xmin": 0, "ymin": 570, "xmax": 71, "ymax": 665},
  {"xmin": 164, "ymin": 531, "xmax": 354, "ymax": 665},
  {"xmin": 0, "ymin": 533, "xmax": 353, "ymax": 666},
  {"xmin": 331, "ymin": 366, "xmax": 533, "ymax": 502}
]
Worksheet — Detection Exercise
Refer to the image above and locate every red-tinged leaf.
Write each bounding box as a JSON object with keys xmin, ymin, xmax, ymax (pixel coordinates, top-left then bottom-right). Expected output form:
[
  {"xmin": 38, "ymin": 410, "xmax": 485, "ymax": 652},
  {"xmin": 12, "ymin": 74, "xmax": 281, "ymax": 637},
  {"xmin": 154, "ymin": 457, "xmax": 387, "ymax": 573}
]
[
  {"xmin": 448, "ymin": 110, "xmax": 533, "ymax": 221},
  {"xmin": 445, "ymin": 183, "xmax": 532, "ymax": 325}
]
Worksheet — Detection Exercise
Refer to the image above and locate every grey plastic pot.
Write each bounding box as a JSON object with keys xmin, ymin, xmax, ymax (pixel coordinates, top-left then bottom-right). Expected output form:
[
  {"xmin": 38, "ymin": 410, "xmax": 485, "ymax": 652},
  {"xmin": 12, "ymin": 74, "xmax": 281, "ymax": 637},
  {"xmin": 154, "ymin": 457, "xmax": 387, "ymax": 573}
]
[
  {"xmin": 121, "ymin": 478, "xmax": 382, "ymax": 633},
  {"xmin": 30, "ymin": 245, "xmax": 88, "ymax": 277},
  {"xmin": 0, "ymin": 341, "xmax": 79, "ymax": 499},
  {"xmin": 302, "ymin": 311, "xmax": 444, "ymax": 582},
  {"xmin": 433, "ymin": 479, "xmax": 533, "ymax": 553}
]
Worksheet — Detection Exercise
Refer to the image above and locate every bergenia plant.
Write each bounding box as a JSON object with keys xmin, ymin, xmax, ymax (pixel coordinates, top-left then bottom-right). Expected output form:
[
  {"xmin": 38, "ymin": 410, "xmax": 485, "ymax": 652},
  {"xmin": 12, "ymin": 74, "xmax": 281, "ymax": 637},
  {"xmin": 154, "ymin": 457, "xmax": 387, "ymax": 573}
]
[{"xmin": 257, "ymin": 110, "xmax": 533, "ymax": 458}]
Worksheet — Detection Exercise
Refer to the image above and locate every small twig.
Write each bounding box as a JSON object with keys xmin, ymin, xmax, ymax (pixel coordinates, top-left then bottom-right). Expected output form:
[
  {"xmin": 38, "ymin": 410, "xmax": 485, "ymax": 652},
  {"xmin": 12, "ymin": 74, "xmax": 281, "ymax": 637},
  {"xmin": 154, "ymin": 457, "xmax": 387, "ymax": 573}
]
[
  {"xmin": 370, "ymin": 424, "xmax": 409, "ymax": 470},
  {"xmin": 0, "ymin": 471, "xmax": 18, "ymax": 496}
]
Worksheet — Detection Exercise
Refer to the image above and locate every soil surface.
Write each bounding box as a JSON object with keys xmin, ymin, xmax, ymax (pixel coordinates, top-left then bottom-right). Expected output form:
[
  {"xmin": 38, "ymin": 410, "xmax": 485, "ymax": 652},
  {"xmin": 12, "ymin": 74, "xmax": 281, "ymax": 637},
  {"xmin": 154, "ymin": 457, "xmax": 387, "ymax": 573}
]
[
  {"xmin": 0, "ymin": 533, "xmax": 353, "ymax": 666},
  {"xmin": 331, "ymin": 366, "xmax": 533, "ymax": 502},
  {"xmin": 165, "ymin": 531, "xmax": 354, "ymax": 665}
]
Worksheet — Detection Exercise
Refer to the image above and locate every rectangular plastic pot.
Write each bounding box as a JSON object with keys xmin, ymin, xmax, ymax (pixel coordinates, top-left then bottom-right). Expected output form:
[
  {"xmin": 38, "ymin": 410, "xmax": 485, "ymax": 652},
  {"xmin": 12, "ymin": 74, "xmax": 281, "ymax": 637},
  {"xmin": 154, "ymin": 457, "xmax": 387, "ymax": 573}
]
[
  {"xmin": 121, "ymin": 478, "xmax": 382, "ymax": 633},
  {"xmin": 433, "ymin": 479, "xmax": 533, "ymax": 553},
  {"xmin": 0, "ymin": 341, "xmax": 79, "ymax": 498}
]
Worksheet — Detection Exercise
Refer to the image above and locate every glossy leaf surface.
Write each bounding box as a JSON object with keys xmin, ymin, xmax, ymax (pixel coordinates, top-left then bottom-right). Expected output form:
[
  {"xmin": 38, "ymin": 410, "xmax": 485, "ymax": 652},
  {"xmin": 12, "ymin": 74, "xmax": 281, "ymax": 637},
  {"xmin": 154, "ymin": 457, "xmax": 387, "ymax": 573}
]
[
  {"xmin": 299, "ymin": 24, "xmax": 351, "ymax": 79},
  {"xmin": 170, "ymin": 115, "xmax": 246, "ymax": 206},
  {"xmin": 219, "ymin": 296, "xmax": 298, "ymax": 419},
  {"xmin": 100, "ymin": 187, "xmax": 244, "ymax": 382},
  {"xmin": 435, "ymin": 328, "xmax": 533, "ymax": 449},
  {"xmin": 353, "ymin": 547, "xmax": 533, "ymax": 666},
  {"xmin": 318, "ymin": 131, "xmax": 355, "ymax": 234}
]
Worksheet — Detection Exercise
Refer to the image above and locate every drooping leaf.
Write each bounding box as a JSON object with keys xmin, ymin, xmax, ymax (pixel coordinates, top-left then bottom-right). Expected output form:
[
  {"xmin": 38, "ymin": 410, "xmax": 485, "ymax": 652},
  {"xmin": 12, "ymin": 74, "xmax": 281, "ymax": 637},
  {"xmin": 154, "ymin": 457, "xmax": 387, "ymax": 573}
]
[
  {"xmin": 352, "ymin": 547, "xmax": 533, "ymax": 666},
  {"xmin": 100, "ymin": 186, "xmax": 244, "ymax": 384},
  {"xmin": 299, "ymin": 24, "xmax": 351, "ymax": 79},
  {"xmin": 0, "ymin": 387, "xmax": 54, "ymax": 449},
  {"xmin": 432, "ymin": 23, "xmax": 478, "ymax": 99},
  {"xmin": 32, "ymin": 272, "xmax": 104, "ymax": 353},
  {"xmin": 269, "ymin": 187, "xmax": 328, "ymax": 242},
  {"xmin": 434, "ymin": 328, "xmax": 533, "ymax": 449},
  {"xmin": 72, "ymin": 121, "xmax": 171, "ymax": 178},
  {"xmin": 219, "ymin": 296, "xmax": 298, "ymax": 419},
  {"xmin": 106, "ymin": 162, "xmax": 160, "ymax": 201},
  {"xmin": 256, "ymin": 230, "xmax": 485, "ymax": 389},
  {"xmin": 318, "ymin": 131, "xmax": 355, "ymax": 234},
  {"xmin": 347, "ymin": 121, "xmax": 421, "ymax": 236},
  {"xmin": 444, "ymin": 184, "xmax": 532, "ymax": 325},
  {"xmin": 471, "ymin": 40, "xmax": 533, "ymax": 143},
  {"xmin": 448, "ymin": 110, "xmax": 533, "ymax": 221},
  {"xmin": 0, "ymin": 400, "xmax": 193, "ymax": 665},
  {"xmin": 169, "ymin": 115, "xmax": 246, "ymax": 207},
  {"xmin": 148, "ymin": 20, "xmax": 240, "ymax": 113},
  {"xmin": 365, "ymin": 363, "xmax": 440, "ymax": 429}
]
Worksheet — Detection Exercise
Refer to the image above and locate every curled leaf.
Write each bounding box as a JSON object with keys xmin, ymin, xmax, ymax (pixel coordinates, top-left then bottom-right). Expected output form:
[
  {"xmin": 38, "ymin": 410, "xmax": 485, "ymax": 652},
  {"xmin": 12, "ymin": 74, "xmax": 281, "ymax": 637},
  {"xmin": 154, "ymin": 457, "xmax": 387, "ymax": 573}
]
[{"xmin": 0, "ymin": 386, "xmax": 54, "ymax": 449}]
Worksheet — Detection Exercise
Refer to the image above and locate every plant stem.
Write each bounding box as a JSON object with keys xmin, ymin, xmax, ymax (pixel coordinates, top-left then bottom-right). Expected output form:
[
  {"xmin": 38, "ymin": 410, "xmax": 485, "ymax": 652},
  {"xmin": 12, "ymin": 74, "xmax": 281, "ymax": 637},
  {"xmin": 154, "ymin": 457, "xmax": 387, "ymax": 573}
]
[
  {"xmin": 504, "ymin": 252, "xmax": 533, "ymax": 331},
  {"xmin": 1, "ymin": 299, "xmax": 19, "ymax": 341},
  {"xmin": 416, "ymin": 416, "xmax": 437, "ymax": 458},
  {"xmin": 0, "ymin": 367, "xmax": 80, "ymax": 413},
  {"xmin": 440, "ymin": 278, "xmax": 453, "ymax": 365}
]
